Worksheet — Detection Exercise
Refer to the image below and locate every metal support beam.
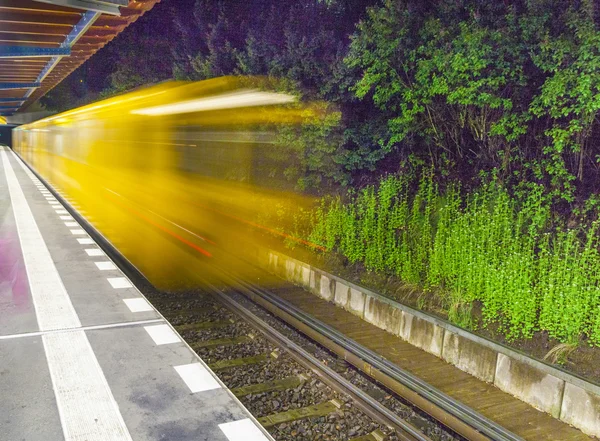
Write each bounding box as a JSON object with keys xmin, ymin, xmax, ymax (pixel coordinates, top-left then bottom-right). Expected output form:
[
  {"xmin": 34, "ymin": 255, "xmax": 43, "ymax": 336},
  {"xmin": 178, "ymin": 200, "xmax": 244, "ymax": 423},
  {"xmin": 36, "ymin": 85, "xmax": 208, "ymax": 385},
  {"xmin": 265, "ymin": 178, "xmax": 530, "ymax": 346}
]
[
  {"xmin": 0, "ymin": 46, "xmax": 71, "ymax": 58},
  {"xmin": 21, "ymin": 10, "xmax": 101, "ymax": 104},
  {"xmin": 0, "ymin": 98, "xmax": 26, "ymax": 102},
  {"xmin": 0, "ymin": 82, "xmax": 41, "ymax": 90},
  {"xmin": 62, "ymin": 10, "xmax": 102, "ymax": 47},
  {"xmin": 0, "ymin": 106, "xmax": 19, "ymax": 110},
  {"xmin": 32, "ymin": 0, "xmax": 124, "ymax": 16}
]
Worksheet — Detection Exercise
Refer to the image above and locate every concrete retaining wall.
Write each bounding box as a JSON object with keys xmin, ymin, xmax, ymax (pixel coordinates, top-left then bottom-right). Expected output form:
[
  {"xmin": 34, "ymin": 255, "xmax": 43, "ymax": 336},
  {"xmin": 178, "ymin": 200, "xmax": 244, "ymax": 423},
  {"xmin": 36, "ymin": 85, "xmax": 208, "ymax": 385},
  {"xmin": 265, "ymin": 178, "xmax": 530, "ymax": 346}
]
[{"xmin": 260, "ymin": 249, "xmax": 600, "ymax": 438}]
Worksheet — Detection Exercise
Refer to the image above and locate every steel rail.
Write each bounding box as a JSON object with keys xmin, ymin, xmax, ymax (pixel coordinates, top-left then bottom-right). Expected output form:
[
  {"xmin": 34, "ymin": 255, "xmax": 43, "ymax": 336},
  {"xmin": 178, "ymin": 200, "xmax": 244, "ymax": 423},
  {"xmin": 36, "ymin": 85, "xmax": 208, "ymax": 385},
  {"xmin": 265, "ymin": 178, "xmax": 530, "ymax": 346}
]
[
  {"xmin": 216, "ymin": 272, "xmax": 525, "ymax": 441},
  {"xmin": 209, "ymin": 283, "xmax": 431, "ymax": 441}
]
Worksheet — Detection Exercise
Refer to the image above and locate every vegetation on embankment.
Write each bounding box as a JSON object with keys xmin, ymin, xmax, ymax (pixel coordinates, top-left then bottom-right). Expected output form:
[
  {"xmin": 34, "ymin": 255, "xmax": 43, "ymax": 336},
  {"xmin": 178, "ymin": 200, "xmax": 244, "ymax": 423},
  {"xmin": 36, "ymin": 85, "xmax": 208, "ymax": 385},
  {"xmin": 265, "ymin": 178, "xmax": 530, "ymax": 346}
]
[{"xmin": 295, "ymin": 172, "xmax": 600, "ymax": 347}]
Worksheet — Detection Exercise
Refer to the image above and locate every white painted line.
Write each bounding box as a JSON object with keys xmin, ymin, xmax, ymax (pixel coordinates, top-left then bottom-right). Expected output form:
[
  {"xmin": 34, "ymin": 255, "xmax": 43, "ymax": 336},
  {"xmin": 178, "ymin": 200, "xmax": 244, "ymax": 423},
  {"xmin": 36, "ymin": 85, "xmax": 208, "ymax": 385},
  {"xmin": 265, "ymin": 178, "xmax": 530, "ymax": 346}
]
[
  {"xmin": 85, "ymin": 249, "xmax": 104, "ymax": 257},
  {"xmin": 1, "ymin": 150, "xmax": 80, "ymax": 331},
  {"xmin": 49, "ymin": 202, "xmax": 60, "ymax": 206},
  {"xmin": 219, "ymin": 419, "xmax": 269, "ymax": 441},
  {"xmin": 43, "ymin": 331, "xmax": 134, "ymax": 441},
  {"xmin": 174, "ymin": 363, "xmax": 221, "ymax": 393},
  {"xmin": 0, "ymin": 318, "xmax": 163, "ymax": 341},
  {"xmin": 144, "ymin": 324, "xmax": 181, "ymax": 345},
  {"xmin": 95, "ymin": 261, "xmax": 116, "ymax": 271},
  {"xmin": 70, "ymin": 229, "xmax": 86, "ymax": 235},
  {"xmin": 77, "ymin": 238, "xmax": 94, "ymax": 245},
  {"xmin": 56, "ymin": 209, "xmax": 68, "ymax": 214},
  {"xmin": 60, "ymin": 215, "xmax": 73, "ymax": 220},
  {"xmin": 123, "ymin": 298, "xmax": 153, "ymax": 312},
  {"xmin": 65, "ymin": 222, "xmax": 78, "ymax": 227},
  {"xmin": 108, "ymin": 277, "xmax": 133, "ymax": 289}
]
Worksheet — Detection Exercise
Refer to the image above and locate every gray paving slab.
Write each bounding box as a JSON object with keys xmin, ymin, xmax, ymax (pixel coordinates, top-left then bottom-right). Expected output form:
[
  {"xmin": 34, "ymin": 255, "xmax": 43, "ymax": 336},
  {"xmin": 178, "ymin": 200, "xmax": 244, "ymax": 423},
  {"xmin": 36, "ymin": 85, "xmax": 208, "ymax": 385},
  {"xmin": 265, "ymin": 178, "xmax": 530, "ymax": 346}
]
[
  {"xmin": 0, "ymin": 337, "xmax": 64, "ymax": 441},
  {"xmin": 88, "ymin": 325, "xmax": 246, "ymax": 441}
]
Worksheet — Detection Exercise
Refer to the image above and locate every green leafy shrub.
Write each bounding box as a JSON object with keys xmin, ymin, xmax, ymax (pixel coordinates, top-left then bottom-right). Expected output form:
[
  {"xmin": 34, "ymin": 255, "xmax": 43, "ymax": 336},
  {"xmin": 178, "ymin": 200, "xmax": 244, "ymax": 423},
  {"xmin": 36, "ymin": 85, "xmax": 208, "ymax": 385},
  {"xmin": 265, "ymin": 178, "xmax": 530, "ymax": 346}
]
[{"xmin": 308, "ymin": 172, "xmax": 600, "ymax": 345}]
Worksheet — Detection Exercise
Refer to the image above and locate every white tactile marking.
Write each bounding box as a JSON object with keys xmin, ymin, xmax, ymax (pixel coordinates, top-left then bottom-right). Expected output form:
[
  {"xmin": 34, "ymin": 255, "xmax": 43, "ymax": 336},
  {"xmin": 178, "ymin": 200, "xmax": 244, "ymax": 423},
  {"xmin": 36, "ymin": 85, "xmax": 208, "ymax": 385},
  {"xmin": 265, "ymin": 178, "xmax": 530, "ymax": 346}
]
[
  {"xmin": 219, "ymin": 419, "xmax": 269, "ymax": 441},
  {"xmin": 95, "ymin": 262, "xmax": 117, "ymax": 271},
  {"xmin": 174, "ymin": 363, "xmax": 221, "ymax": 393},
  {"xmin": 144, "ymin": 324, "xmax": 181, "ymax": 345},
  {"xmin": 56, "ymin": 209, "xmax": 68, "ymax": 214},
  {"xmin": 85, "ymin": 248, "xmax": 104, "ymax": 257},
  {"xmin": 43, "ymin": 331, "xmax": 134, "ymax": 441},
  {"xmin": 60, "ymin": 215, "xmax": 73, "ymax": 220},
  {"xmin": 1, "ymin": 150, "xmax": 80, "ymax": 331},
  {"xmin": 4, "ymin": 149, "xmax": 134, "ymax": 441},
  {"xmin": 123, "ymin": 298, "xmax": 153, "ymax": 312},
  {"xmin": 65, "ymin": 222, "xmax": 78, "ymax": 227},
  {"xmin": 77, "ymin": 238, "xmax": 94, "ymax": 245},
  {"xmin": 70, "ymin": 229, "xmax": 86, "ymax": 235},
  {"xmin": 108, "ymin": 277, "xmax": 133, "ymax": 289}
]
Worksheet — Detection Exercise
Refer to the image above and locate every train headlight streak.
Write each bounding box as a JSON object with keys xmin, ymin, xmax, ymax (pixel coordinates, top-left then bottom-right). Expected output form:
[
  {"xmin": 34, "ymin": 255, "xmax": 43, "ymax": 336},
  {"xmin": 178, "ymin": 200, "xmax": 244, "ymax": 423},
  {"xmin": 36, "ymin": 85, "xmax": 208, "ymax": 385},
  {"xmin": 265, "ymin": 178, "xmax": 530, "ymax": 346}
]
[{"xmin": 130, "ymin": 90, "xmax": 296, "ymax": 116}]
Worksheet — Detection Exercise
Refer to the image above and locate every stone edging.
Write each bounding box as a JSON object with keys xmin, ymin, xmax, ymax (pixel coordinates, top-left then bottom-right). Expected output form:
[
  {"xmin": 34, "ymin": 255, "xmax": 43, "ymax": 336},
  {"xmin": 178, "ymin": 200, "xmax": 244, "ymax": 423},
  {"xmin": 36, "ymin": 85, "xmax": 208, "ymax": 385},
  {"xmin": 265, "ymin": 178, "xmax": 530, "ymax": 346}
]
[{"xmin": 259, "ymin": 248, "xmax": 600, "ymax": 438}]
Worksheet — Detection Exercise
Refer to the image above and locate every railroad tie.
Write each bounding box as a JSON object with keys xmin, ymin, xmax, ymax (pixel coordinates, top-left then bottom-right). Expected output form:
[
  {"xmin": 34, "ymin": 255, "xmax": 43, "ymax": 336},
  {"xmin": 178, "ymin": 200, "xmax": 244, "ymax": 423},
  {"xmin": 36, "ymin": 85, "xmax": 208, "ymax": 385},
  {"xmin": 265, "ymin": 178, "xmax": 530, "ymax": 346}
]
[
  {"xmin": 175, "ymin": 319, "xmax": 234, "ymax": 332},
  {"xmin": 348, "ymin": 429, "xmax": 387, "ymax": 441},
  {"xmin": 230, "ymin": 374, "xmax": 309, "ymax": 397},
  {"xmin": 257, "ymin": 399, "xmax": 342, "ymax": 428}
]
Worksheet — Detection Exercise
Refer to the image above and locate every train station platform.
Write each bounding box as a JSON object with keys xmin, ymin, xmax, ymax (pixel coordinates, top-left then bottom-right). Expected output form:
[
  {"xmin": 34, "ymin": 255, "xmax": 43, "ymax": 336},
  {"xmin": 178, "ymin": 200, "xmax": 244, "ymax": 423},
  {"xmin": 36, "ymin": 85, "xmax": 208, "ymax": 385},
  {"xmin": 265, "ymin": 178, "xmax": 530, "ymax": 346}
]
[{"xmin": 0, "ymin": 145, "xmax": 270, "ymax": 441}]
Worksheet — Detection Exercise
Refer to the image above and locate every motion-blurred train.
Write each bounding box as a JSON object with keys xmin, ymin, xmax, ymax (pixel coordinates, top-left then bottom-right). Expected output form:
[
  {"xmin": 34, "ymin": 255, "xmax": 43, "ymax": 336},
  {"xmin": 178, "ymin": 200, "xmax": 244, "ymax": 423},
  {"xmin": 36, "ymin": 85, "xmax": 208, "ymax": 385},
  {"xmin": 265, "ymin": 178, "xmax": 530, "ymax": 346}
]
[{"xmin": 13, "ymin": 76, "xmax": 321, "ymax": 288}]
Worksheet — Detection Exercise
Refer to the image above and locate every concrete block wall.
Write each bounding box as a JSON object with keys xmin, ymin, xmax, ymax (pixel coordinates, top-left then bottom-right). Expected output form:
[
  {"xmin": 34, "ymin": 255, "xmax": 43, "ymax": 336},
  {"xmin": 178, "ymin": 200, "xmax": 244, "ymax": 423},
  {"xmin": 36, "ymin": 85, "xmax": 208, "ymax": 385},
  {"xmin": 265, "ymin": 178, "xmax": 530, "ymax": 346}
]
[{"xmin": 260, "ymin": 249, "xmax": 600, "ymax": 438}]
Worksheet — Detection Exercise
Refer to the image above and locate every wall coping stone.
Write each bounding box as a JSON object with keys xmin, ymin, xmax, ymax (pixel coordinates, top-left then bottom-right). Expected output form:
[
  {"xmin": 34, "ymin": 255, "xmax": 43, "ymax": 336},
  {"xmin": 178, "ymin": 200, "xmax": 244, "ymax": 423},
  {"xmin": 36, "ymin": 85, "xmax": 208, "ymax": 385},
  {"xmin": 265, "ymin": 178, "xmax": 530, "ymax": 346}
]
[{"xmin": 267, "ymin": 249, "xmax": 600, "ymax": 398}]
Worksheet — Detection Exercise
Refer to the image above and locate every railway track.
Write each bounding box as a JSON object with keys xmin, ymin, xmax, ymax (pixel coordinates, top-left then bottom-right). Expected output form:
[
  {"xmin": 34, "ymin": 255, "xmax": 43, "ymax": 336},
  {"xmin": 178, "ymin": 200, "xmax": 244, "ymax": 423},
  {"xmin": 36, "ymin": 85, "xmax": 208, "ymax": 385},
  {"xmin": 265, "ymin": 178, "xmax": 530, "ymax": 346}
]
[
  {"xmin": 149, "ymin": 286, "xmax": 454, "ymax": 441},
  {"xmin": 212, "ymin": 274, "xmax": 525, "ymax": 441}
]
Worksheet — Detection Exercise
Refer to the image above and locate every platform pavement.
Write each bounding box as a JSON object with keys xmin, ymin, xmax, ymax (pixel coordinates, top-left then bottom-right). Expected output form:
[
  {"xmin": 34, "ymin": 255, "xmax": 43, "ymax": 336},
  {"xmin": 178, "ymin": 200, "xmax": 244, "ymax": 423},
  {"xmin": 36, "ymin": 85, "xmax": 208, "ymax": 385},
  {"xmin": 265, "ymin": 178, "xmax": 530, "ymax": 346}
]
[{"xmin": 0, "ymin": 146, "xmax": 271, "ymax": 441}]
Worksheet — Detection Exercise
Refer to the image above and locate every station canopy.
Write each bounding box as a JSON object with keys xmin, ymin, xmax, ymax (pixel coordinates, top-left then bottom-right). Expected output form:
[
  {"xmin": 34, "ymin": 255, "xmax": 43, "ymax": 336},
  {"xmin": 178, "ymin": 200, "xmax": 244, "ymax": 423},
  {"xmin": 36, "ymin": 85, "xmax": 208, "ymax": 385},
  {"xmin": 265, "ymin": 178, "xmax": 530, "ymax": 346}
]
[{"xmin": 0, "ymin": 0, "xmax": 161, "ymax": 116}]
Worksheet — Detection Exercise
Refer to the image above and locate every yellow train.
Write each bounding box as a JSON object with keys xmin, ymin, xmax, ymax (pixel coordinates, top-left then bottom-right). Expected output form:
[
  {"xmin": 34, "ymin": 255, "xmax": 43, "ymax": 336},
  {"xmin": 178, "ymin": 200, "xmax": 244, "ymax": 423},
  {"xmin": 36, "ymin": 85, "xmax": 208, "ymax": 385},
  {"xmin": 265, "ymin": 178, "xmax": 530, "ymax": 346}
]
[{"xmin": 13, "ymin": 76, "xmax": 321, "ymax": 289}]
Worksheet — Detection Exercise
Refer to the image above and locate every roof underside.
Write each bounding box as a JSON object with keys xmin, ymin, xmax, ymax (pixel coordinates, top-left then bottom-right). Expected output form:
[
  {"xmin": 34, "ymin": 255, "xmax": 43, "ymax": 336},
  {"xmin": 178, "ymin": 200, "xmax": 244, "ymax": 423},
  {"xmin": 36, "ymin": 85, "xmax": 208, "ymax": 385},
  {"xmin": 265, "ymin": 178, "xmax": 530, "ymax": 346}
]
[{"xmin": 0, "ymin": 0, "xmax": 161, "ymax": 115}]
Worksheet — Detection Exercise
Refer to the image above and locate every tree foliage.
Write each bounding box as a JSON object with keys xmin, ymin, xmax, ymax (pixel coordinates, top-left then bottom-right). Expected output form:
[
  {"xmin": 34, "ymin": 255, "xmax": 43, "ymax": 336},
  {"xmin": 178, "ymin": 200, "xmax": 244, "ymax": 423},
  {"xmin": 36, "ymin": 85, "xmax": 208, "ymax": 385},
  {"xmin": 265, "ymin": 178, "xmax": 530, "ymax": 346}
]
[{"xmin": 347, "ymin": 0, "xmax": 600, "ymax": 202}]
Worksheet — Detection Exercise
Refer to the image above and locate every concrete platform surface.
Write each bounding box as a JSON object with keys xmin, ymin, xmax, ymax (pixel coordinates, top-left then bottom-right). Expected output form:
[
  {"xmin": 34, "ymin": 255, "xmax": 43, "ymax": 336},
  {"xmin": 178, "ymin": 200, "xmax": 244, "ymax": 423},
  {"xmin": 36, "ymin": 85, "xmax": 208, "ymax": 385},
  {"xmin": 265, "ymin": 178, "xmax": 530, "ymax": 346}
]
[{"xmin": 0, "ymin": 146, "xmax": 272, "ymax": 441}]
